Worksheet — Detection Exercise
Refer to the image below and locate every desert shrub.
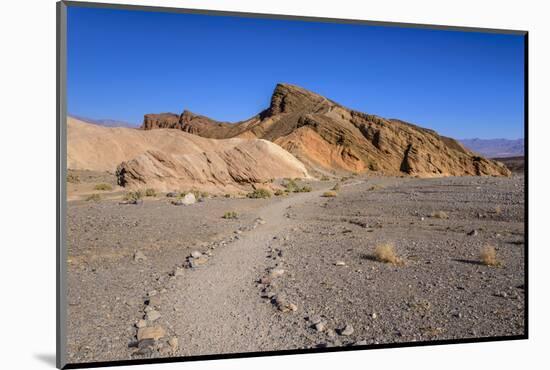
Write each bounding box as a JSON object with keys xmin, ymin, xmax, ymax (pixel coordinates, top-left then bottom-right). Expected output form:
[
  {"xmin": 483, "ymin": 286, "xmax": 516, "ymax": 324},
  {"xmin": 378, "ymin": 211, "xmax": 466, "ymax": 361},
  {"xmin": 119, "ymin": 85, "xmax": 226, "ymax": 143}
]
[
  {"xmin": 368, "ymin": 184, "xmax": 383, "ymax": 191},
  {"xmin": 86, "ymin": 193, "xmax": 101, "ymax": 202},
  {"xmin": 94, "ymin": 183, "xmax": 112, "ymax": 191},
  {"xmin": 374, "ymin": 243, "xmax": 403, "ymax": 265},
  {"xmin": 294, "ymin": 185, "xmax": 312, "ymax": 193},
  {"xmin": 247, "ymin": 188, "xmax": 272, "ymax": 199},
  {"xmin": 283, "ymin": 179, "xmax": 299, "ymax": 192},
  {"xmin": 430, "ymin": 211, "xmax": 449, "ymax": 219},
  {"xmin": 322, "ymin": 191, "xmax": 337, "ymax": 197},
  {"xmin": 200, "ymin": 191, "xmax": 209, "ymax": 198},
  {"xmin": 320, "ymin": 175, "xmax": 330, "ymax": 181},
  {"xmin": 123, "ymin": 190, "xmax": 143, "ymax": 202},
  {"xmin": 332, "ymin": 183, "xmax": 341, "ymax": 191},
  {"xmin": 224, "ymin": 193, "xmax": 231, "ymax": 198},
  {"xmin": 480, "ymin": 245, "xmax": 501, "ymax": 267},
  {"xmin": 145, "ymin": 188, "xmax": 157, "ymax": 197},
  {"xmin": 67, "ymin": 173, "xmax": 80, "ymax": 184},
  {"xmin": 222, "ymin": 211, "xmax": 238, "ymax": 219},
  {"xmin": 274, "ymin": 189, "xmax": 285, "ymax": 196}
]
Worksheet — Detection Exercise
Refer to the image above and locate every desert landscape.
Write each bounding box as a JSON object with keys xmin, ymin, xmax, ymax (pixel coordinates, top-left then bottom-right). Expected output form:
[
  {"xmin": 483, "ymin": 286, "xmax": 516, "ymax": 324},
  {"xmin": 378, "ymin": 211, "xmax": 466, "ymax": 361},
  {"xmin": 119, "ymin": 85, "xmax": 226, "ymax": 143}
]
[{"xmin": 65, "ymin": 83, "xmax": 525, "ymax": 363}]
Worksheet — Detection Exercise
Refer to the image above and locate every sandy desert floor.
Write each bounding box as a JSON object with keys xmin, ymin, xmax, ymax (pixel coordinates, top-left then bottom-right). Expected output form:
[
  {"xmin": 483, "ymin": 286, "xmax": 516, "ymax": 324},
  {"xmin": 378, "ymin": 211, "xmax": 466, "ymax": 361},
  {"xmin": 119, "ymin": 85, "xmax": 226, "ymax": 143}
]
[{"xmin": 66, "ymin": 174, "xmax": 525, "ymax": 363}]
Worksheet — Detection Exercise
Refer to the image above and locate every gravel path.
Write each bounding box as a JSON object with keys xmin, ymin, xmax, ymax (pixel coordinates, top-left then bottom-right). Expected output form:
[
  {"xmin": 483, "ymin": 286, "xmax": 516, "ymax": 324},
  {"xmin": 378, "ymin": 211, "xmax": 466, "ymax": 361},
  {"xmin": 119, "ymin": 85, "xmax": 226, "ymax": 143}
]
[{"xmin": 161, "ymin": 187, "xmax": 334, "ymax": 356}]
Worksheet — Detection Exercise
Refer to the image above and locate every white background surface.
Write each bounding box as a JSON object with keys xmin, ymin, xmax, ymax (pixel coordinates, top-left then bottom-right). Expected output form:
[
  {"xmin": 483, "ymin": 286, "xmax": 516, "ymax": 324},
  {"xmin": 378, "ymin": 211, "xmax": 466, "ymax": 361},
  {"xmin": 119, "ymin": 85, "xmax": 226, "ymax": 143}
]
[{"xmin": 0, "ymin": 0, "xmax": 547, "ymax": 369}]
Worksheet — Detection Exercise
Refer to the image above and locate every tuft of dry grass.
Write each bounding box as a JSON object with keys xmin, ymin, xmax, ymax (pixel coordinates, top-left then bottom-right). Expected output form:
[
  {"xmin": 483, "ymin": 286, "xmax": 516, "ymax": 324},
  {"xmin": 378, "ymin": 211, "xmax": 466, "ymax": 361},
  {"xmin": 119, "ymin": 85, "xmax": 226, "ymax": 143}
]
[
  {"xmin": 430, "ymin": 211, "xmax": 449, "ymax": 219},
  {"xmin": 320, "ymin": 175, "xmax": 330, "ymax": 181},
  {"xmin": 274, "ymin": 189, "xmax": 285, "ymax": 196},
  {"xmin": 494, "ymin": 205, "xmax": 502, "ymax": 215},
  {"xmin": 123, "ymin": 190, "xmax": 143, "ymax": 201},
  {"xmin": 368, "ymin": 184, "xmax": 383, "ymax": 191},
  {"xmin": 374, "ymin": 243, "xmax": 403, "ymax": 265},
  {"xmin": 86, "ymin": 193, "xmax": 101, "ymax": 202},
  {"xmin": 247, "ymin": 188, "xmax": 272, "ymax": 199},
  {"xmin": 480, "ymin": 245, "xmax": 501, "ymax": 267},
  {"xmin": 94, "ymin": 183, "xmax": 113, "ymax": 191},
  {"xmin": 67, "ymin": 172, "xmax": 80, "ymax": 184},
  {"xmin": 145, "ymin": 188, "xmax": 157, "ymax": 197},
  {"xmin": 222, "ymin": 211, "xmax": 238, "ymax": 219},
  {"xmin": 322, "ymin": 191, "xmax": 338, "ymax": 198},
  {"xmin": 332, "ymin": 183, "xmax": 341, "ymax": 191}
]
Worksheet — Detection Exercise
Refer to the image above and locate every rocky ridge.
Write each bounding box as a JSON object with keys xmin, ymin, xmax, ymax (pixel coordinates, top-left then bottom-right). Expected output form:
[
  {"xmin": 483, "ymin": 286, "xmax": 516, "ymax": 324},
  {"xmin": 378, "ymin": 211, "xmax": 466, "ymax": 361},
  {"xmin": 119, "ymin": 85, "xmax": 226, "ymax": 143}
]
[{"xmin": 141, "ymin": 83, "xmax": 510, "ymax": 177}]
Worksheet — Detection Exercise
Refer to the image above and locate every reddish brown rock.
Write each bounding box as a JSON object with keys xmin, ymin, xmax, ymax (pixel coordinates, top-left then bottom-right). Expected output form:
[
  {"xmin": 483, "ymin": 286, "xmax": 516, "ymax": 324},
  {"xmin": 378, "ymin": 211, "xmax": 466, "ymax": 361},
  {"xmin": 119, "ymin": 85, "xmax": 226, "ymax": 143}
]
[{"xmin": 140, "ymin": 83, "xmax": 510, "ymax": 177}]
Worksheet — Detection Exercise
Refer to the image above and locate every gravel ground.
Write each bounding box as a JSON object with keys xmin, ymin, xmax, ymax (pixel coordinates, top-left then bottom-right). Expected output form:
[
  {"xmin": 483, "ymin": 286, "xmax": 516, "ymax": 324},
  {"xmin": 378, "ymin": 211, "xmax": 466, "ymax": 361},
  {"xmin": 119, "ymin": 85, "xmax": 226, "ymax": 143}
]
[{"xmin": 66, "ymin": 175, "xmax": 525, "ymax": 364}]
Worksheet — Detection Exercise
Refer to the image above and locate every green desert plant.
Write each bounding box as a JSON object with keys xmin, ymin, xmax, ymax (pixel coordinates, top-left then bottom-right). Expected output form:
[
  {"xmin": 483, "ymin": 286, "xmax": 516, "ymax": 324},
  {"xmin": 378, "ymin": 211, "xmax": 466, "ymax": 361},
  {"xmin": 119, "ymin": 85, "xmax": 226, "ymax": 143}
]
[
  {"xmin": 123, "ymin": 190, "xmax": 143, "ymax": 202},
  {"xmin": 145, "ymin": 188, "xmax": 157, "ymax": 197},
  {"xmin": 247, "ymin": 188, "xmax": 272, "ymax": 199},
  {"xmin": 94, "ymin": 183, "xmax": 113, "ymax": 191},
  {"xmin": 67, "ymin": 173, "xmax": 80, "ymax": 184},
  {"xmin": 283, "ymin": 179, "xmax": 299, "ymax": 192},
  {"xmin": 222, "ymin": 211, "xmax": 239, "ymax": 219},
  {"xmin": 294, "ymin": 185, "xmax": 312, "ymax": 193}
]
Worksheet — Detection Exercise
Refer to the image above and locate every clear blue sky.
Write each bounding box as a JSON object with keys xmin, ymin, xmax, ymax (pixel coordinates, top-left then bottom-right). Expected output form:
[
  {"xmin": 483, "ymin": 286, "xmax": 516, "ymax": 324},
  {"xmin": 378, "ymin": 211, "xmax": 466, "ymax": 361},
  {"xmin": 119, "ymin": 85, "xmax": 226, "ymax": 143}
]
[{"xmin": 67, "ymin": 6, "xmax": 525, "ymax": 139}]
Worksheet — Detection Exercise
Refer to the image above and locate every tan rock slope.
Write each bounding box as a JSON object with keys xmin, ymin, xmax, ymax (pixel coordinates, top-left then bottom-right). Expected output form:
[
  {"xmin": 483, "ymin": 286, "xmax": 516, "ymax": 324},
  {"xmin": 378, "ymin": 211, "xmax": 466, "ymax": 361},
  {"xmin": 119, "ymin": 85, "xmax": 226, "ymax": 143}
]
[
  {"xmin": 142, "ymin": 83, "xmax": 510, "ymax": 177},
  {"xmin": 67, "ymin": 117, "xmax": 310, "ymax": 192}
]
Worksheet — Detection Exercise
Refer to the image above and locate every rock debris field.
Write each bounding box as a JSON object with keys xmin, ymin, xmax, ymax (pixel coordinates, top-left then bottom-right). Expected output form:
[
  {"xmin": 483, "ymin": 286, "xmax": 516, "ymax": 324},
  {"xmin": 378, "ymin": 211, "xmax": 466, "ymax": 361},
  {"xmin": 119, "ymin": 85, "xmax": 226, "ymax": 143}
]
[{"xmin": 66, "ymin": 175, "xmax": 525, "ymax": 363}]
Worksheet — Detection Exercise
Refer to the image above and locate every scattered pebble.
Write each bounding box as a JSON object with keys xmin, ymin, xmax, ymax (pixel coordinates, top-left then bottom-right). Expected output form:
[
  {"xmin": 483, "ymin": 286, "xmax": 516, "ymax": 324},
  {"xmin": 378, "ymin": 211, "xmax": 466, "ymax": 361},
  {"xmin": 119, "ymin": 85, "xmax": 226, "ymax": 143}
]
[
  {"xmin": 145, "ymin": 310, "xmax": 161, "ymax": 322},
  {"xmin": 269, "ymin": 268, "xmax": 285, "ymax": 278},
  {"xmin": 340, "ymin": 324, "xmax": 354, "ymax": 336},
  {"xmin": 134, "ymin": 251, "xmax": 147, "ymax": 262},
  {"xmin": 314, "ymin": 322, "xmax": 326, "ymax": 332},
  {"xmin": 168, "ymin": 337, "xmax": 179, "ymax": 351},
  {"xmin": 137, "ymin": 326, "xmax": 166, "ymax": 341}
]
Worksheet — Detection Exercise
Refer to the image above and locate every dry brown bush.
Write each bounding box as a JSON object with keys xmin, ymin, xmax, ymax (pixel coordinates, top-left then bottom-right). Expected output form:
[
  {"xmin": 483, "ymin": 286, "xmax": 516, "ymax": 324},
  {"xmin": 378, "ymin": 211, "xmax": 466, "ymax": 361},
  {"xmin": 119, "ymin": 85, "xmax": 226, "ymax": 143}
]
[
  {"xmin": 480, "ymin": 245, "xmax": 501, "ymax": 267},
  {"xmin": 374, "ymin": 243, "xmax": 403, "ymax": 265},
  {"xmin": 430, "ymin": 211, "xmax": 449, "ymax": 219}
]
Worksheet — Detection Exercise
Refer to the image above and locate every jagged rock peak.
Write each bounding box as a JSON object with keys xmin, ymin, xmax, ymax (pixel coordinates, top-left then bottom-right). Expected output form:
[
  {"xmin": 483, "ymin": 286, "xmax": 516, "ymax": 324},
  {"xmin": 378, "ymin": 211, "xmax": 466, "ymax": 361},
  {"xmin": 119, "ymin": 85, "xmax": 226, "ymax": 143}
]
[{"xmin": 266, "ymin": 83, "xmax": 332, "ymax": 117}]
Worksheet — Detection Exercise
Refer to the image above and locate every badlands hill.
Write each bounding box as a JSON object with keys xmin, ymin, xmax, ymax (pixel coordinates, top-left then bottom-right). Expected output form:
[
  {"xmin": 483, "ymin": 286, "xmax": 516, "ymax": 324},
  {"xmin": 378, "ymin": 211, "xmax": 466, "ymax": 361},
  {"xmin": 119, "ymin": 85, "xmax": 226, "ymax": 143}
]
[
  {"xmin": 142, "ymin": 83, "xmax": 510, "ymax": 177},
  {"xmin": 67, "ymin": 116, "xmax": 310, "ymax": 193}
]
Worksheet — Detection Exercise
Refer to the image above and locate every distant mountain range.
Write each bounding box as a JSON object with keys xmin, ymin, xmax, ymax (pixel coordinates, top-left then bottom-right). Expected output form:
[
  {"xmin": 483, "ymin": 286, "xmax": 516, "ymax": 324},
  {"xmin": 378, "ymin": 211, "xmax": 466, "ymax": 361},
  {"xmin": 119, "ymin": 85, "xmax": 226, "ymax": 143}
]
[
  {"xmin": 69, "ymin": 114, "xmax": 138, "ymax": 128},
  {"xmin": 459, "ymin": 138, "xmax": 524, "ymax": 158}
]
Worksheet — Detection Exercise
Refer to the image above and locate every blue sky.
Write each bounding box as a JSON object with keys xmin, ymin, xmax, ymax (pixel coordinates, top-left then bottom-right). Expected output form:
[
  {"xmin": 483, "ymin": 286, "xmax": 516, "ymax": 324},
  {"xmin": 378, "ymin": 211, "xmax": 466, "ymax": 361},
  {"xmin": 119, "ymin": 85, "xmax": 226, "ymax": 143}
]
[{"xmin": 67, "ymin": 6, "xmax": 525, "ymax": 139}]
